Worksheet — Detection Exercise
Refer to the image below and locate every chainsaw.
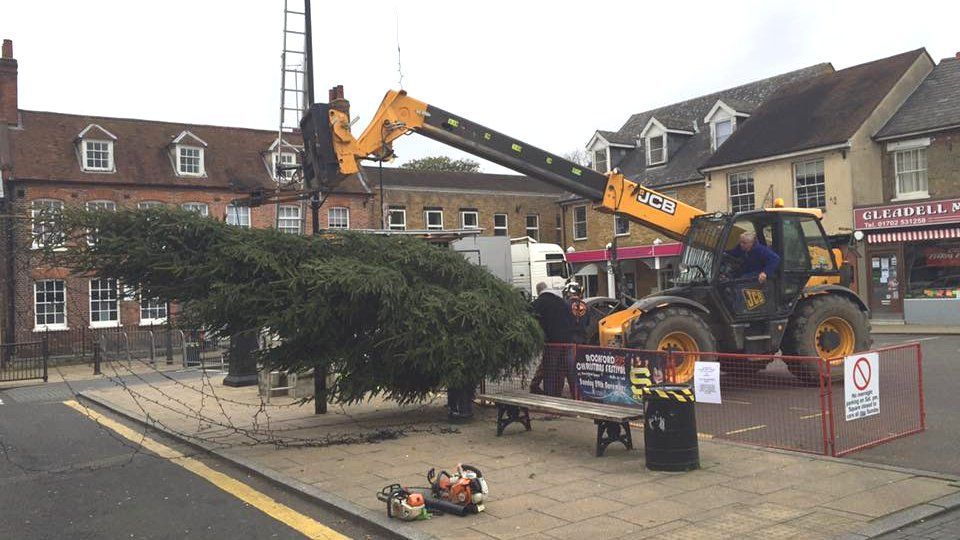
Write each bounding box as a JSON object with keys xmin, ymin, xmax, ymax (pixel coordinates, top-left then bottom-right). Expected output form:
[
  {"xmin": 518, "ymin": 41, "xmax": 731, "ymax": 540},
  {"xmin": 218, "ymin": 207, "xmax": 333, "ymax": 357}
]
[
  {"xmin": 377, "ymin": 484, "xmax": 429, "ymax": 521},
  {"xmin": 427, "ymin": 464, "xmax": 488, "ymax": 513}
]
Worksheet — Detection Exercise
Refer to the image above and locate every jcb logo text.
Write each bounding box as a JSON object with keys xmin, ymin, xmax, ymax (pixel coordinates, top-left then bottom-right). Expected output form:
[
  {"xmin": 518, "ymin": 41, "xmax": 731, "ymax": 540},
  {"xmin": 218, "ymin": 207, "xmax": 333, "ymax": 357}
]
[{"xmin": 636, "ymin": 190, "xmax": 677, "ymax": 215}]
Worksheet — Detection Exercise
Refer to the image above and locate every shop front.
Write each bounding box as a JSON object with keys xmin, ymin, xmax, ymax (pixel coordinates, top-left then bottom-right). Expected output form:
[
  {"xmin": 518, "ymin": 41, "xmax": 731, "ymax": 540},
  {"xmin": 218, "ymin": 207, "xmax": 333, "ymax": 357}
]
[
  {"xmin": 566, "ymin": 242, "xmax": 682, "ymax": 299},
  {"xmin": 855, "ymin": 197, "xmax": 960, "ymax": 324}
]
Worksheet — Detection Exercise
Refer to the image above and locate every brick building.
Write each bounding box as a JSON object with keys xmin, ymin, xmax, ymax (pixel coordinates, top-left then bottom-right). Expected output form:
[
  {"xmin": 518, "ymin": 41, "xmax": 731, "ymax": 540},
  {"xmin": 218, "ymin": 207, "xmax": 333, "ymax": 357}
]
[
  {"xmin": 572, "ymin": 62, "xmax": 831, "ymax": 298},
  {"xmin": 856, "ymin": 55, "xmax": 960, "ymax": 324},
  {"xmin": 0, "ymin": 39, "xmax": 374, "ymax": 343},
  {"xmin": 373, "ymin": 167, "xmax": 564, "ymax": 242}
]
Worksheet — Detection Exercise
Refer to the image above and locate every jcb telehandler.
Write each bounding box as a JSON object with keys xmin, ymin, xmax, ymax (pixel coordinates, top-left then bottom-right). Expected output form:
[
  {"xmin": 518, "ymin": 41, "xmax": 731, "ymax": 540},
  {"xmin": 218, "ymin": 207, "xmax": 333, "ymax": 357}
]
[{"xmin": 299, "ymin": 87, "xmax": 871, "ymax": 383}]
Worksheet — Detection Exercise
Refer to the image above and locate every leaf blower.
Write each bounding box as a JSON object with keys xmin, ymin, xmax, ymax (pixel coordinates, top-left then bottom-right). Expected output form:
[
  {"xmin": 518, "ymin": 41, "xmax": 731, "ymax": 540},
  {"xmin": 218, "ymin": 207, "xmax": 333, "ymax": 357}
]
[{"xmin": 426, "ymin": 464, "xmax": 488, "ymax": 514}]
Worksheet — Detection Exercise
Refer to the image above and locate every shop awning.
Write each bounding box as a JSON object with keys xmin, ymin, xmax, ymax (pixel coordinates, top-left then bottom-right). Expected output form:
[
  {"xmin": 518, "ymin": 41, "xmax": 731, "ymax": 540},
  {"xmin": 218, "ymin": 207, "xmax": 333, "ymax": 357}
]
[
  {"xmin": 867, "ymin": 227, "xmax": 960, "ymax": 244},
  {"xmin": 566, "ymin": 242, "xmax": 683, "ymax": 263}
]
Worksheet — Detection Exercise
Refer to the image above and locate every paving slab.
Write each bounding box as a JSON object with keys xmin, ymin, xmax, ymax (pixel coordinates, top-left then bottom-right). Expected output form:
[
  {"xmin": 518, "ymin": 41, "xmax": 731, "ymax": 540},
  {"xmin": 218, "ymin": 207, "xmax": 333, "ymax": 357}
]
[{"xmin": 79, "ymin": 375, "xmax": 960, "ymax": 540}]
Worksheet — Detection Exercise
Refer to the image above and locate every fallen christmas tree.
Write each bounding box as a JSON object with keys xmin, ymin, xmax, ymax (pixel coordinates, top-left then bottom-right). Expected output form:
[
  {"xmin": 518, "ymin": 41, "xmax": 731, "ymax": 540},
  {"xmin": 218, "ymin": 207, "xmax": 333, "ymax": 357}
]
[{"xmin": 41, "ymin": 207, "xmax": 543, "ymax": 404}]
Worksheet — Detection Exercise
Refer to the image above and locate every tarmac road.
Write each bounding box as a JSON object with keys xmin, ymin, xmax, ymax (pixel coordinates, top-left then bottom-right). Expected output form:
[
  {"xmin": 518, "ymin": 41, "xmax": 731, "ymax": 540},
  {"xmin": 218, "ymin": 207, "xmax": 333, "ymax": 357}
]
[
  {"xmin": 693, "ymin": 333, "xmax": 960, "ymax": 476},
  {"xmin": 0, "ymin": 376, "xmax": 389, "ymax": 540}
]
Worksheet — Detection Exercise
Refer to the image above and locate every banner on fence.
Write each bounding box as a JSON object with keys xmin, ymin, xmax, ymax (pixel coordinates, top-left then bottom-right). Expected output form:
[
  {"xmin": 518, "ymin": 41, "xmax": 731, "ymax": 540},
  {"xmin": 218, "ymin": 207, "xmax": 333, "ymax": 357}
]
[
  {"xmin": 574, "ymin": 348, "xmax": 664, "ymax": 406},
  {"xmin": 845, "ymin": 352, "xmax": 880, "ymax": 421}
]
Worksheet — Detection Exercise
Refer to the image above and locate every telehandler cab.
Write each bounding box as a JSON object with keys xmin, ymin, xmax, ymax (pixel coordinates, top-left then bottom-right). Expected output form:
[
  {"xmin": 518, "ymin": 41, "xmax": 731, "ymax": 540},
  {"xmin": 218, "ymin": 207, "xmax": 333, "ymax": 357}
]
[{"xmin": 298, "ymin": 87, "xmax": 871, "ymax": 383}]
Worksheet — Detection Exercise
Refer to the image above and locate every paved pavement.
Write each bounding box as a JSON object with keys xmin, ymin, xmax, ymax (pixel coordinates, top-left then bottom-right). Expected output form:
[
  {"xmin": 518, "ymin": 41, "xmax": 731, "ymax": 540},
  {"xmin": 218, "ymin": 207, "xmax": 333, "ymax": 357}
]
[
  {"xmin": 0, "ymin": 374, "xmax": 388, "ymax": 539},
  {"xmin": 79, "ymin": 371, "xmax": 960, "ymax": 540}
]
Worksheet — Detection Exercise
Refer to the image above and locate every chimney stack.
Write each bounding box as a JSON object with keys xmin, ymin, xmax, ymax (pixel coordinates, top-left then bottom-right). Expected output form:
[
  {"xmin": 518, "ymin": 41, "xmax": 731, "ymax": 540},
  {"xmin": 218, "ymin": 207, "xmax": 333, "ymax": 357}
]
[{"xmin": 0, "ymin": 39, "xmax": 18, "ymax": 126}]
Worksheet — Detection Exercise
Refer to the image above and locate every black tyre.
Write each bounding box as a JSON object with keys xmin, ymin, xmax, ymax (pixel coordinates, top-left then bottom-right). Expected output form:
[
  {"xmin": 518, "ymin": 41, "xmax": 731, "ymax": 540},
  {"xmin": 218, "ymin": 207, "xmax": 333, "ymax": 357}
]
[
  {"xmin": 781, "ymin": 295, "xmax": 871, "ymax": 384},
  {"xmin": 627, "ymin": 306, "xmax": 717, "ymax": 384}
]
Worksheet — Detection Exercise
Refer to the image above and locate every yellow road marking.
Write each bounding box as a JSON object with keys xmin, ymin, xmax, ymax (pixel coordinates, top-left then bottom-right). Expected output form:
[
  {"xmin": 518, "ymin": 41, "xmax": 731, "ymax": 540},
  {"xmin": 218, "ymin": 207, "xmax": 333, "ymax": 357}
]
[
  {"xmin": 800, "ymin": 412, "xmax": 823, "ymax": 420},
  {"xmin": 724, "ymin": 399, "xmax": 752, "ymax": 405},
  {"xmin": 725, "ymin": 424, "xmax": 767, "ymax": 436},
  {"xmin": 62, "ymin": 400, "xmax": 348, "ymax": 540}
]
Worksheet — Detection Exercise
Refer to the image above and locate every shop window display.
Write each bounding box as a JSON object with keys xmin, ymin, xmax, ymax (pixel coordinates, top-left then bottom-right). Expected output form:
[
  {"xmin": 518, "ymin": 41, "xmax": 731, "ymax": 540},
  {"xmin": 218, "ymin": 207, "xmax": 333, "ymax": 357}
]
[{"xmin": 905, "ymin": 241, "xmax": 960, "ymax": 299}]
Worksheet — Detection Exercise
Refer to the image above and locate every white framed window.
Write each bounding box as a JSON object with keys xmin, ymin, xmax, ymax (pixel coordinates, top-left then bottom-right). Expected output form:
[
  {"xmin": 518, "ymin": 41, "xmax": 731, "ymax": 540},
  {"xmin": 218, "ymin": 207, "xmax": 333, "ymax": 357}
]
[
  {"xmin": 328, "ymin": 207, "xmax": 350, "ymax": 229},
  {"xmin": 31, "ymin": 199, "xmax": 65, "ymax": 249},
  {"xmin": 525, "ymin": 214, "xmax": 540, "ymax": 241},
  {"xmin": 138, "ymin": 201, "xmax": 165, "ymax": 210},
  {"xmin": 278, "ymin": 204, "xmax": 302, "ymax": 234},
  {"xmin": 177, "ymin": 146, "xmax": 204, "ymax": 176},
  {"xmin": 460, "ymin": 210, "xmax": 479, "ymax": 229},
  {"xmin": 573, "ymin": 206, "xmax": 587, "ymax": 240},
  {"xmin": 83, "ymin": 140, "xmax": 114, "ymax": 172},
  {"xmin": 388, "ymin": 208, "xmax": 406, "ymax": 231},
  {"xmin": 646, "ymin": 134, "xmax": 666, "ymax": 166},
  {"xmin": 424, "ymin": 209, "xmax": 443, "ymax": 230},
  {"xmin": 140, "ymin": 298, "xmax": 167, "ymax": 326},
  {"xmin": 615, "ymin": 213, "xmax": 630, "ymax": 236},
  {"xmin": 794, "ymin": 159, "xmax": 826, "ymax": 209},
  {"xmin": 593, "ymin": 148, "xmax": 609, "ymax": 173},
  {"xmin": 86, "ymin": 200, "xmax": 117, "ymax": 245},
  {"xmin": 181, "ymin": 202, "xmax": 209, "ymax": 216},
  {"xmin": 34, "ymin": 280, "xmax": 67, "ymax": 331},
  {"xmin": 89, "ymin": 278, "xmax": 120, "ymax": 328},
  {"xmin": 493, "ymin": 214, "xmax": 508, "ymax": 236},
  {"xmin": 713, "ymin": 119, "xmax": 733, "ymax": 149},
  {"xmin": 728, "ymin": 171, "xmax": 755, "ymax": 213},
  {"xmin": 894, "ymin": 148, "xmax": 928, "ymax": 199},
  {"xmin": 273, "ymin": 152, "xmax": 298, "ymax": 181},
  {"xmin": 225, "ymin": 205, "xmax": 251, "ymax": 228}
]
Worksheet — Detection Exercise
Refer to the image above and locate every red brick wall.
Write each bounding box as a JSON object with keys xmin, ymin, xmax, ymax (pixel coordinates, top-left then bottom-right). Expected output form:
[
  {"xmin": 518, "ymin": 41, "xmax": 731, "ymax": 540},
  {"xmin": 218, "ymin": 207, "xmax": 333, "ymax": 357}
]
[
  {"xmin": 0, "ymin": 40, "xmax": 17, "ymax": 126},
  {"xmin": 7, "ymin": 180, "xmax": 374, "ymax": 337}
]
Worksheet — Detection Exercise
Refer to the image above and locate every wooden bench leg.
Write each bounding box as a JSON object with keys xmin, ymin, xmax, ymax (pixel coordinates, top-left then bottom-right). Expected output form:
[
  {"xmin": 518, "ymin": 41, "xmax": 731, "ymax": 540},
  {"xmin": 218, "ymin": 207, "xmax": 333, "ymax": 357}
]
[
  {"xmin": 497, "ymin": 405, "xmax": 531, "ymax": 436},
  {"xmin": 595, "ymin": 420, "xmax": 633, "ymax": 457}
]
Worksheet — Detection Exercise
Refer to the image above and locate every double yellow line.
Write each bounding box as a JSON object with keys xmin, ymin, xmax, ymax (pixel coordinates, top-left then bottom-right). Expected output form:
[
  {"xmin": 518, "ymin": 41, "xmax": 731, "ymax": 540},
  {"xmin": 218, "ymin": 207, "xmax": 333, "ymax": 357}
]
[{"xmin": 62, "ymin": 400, "xmax": 349, "ymax": 540}]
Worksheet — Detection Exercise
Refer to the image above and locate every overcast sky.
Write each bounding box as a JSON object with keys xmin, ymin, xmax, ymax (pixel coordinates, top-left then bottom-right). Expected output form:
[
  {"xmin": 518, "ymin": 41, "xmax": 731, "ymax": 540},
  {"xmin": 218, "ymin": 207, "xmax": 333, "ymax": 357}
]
[{"xmin": 4, "ymin": 1, "xmax": 957, "ymax": 173}]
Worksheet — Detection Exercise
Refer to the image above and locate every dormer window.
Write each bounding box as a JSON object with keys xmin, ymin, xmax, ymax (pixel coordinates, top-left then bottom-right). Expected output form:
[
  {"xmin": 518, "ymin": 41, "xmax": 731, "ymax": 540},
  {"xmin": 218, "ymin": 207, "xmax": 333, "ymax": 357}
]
[
  {"xmin": 639, "ymin": 118, "xmax": 681, "ymax": 167},
  {"xmin": 593, "ymin": 149, "xmax": 609, "ymax": 173},
  {"xmin": 177, "ymin": 146, "xmax": 203, "ymax": 176},
  {"xmin": 704, "ymin": 100, "xmax": 750, "ymax": 151},
  {"xmin": 170, "ymin": 131, "xmax": 208, "ymax": 177},
  {"xmin": 647, "ymin": 134, "xmax": 666, "ymax": 165},
  {"xmin": 76, "ymin": 124, "xmax": 118, "ymax": 173},
  {"xmin": 268, "ymin": 137, "xmax": 303, "ymax": 181}
]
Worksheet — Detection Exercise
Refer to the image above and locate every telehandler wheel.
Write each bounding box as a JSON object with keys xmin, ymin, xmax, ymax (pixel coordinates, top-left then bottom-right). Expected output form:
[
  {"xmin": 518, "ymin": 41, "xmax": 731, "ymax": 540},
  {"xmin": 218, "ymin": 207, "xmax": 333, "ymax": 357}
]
[
  {"xmin": 628, "ymin": 307, "xmax": 716, "ymax": 384},
  {"xmin": 781, "ymin": 295, "xmax": 871, "ymax": 384}
]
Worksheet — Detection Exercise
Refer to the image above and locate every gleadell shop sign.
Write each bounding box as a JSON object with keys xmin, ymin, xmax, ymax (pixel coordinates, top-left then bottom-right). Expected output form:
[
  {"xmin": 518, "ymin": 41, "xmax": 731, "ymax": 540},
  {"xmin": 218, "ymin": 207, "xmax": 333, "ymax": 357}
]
[{"xmin": 855, "ymin": 197, "xmax": 960, "ymax": 230}]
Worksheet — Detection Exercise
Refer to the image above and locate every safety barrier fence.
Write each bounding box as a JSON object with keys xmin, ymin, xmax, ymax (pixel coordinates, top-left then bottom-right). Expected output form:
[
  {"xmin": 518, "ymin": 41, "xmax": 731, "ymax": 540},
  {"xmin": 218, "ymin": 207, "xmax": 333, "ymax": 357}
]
[{"xmin": 482, "ymin": 342, "xmax": 924, "ymax": 457}]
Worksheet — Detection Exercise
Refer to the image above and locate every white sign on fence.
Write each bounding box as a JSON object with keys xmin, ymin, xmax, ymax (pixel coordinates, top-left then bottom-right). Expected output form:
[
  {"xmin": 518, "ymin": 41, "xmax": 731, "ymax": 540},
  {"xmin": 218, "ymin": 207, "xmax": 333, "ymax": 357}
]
[
  {"xmin": 845, "ymin": 352, "xmax": 880, "ymax": 421},
  {"xmin": 694, "ymin": 361, "xmax": 721, "ymax": 404}
]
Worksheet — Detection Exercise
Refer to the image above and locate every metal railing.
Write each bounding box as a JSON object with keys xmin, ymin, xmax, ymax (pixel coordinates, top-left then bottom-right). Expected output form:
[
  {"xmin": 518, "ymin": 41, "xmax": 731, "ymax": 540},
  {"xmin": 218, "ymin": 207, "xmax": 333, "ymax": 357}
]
[{"xmin": 0, "ymin": 339, "xmax": 48, "ymax": 383}]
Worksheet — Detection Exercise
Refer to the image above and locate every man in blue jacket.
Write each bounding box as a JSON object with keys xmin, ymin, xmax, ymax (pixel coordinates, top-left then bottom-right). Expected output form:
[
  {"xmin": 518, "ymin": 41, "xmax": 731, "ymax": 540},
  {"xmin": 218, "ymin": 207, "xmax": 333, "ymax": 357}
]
[
  {"xmin": 725, "ymin": 231, "xmax": 780, "ymax": 313},
  {"xmin": 726, "ymin": 231, "xmax": 780, "ymax": 283}
]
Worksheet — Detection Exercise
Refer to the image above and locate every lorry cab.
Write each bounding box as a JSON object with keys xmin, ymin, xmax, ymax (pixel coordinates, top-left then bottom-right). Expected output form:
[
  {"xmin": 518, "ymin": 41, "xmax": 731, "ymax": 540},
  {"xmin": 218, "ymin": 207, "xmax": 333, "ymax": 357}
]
[{"xmin": 510, "ymin": 237, "xmax": 569, "ymax": 297}]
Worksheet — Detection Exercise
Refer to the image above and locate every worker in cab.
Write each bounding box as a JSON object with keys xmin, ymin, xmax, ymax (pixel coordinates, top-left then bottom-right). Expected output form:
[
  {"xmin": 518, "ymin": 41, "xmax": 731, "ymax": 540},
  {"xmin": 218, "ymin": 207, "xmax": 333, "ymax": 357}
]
[
  {"xmin": 725, "ymin": 231, "xmax": 780, "ymax": 284},
  {"xmin": 724, "ymin": 231, "xmax": 781, "ymax": 314}
]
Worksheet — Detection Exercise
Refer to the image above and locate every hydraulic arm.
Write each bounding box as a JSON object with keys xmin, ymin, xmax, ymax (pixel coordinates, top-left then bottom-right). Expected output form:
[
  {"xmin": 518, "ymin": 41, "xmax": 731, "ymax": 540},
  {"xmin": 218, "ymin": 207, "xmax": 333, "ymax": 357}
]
[{"xmin": 301, "ymin": 88, "xmax": 705, "ymax": 242}]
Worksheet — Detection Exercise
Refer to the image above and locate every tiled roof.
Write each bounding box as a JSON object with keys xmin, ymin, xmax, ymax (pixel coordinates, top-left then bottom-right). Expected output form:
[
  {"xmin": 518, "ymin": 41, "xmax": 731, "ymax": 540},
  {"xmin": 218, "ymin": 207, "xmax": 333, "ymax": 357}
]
[
  {"xmin": 368, "ymin": 166, "xmax": 566, "ymax": 195},
  {"xmin": 8, "ymin": 110, "xmax": 371, "ymax": 194},
  {"xmin": 596, "ymin": 130, "xmax": 635, "ymax": 146},
  {"xmin": 704, "ymin": 49, "xmax": 928, "ymax": 168},
  {"xmin": 605, "ymin": 63, "xmax": 832, "ymax": 187},
  {"xmin": 876, "ymin": 57, "xmax": 960, "ymax": 139}
]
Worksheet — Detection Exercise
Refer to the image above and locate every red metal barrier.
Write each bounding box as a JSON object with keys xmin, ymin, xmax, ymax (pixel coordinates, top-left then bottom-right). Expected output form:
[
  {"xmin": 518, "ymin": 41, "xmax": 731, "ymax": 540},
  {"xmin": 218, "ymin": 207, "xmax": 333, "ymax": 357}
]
[
  {"xmin": 481, "ymin": 342, "xmax": 925, "ymax": 457},
  {"xmin": 827, "ymin": 342, "xmax": 925, "ymax": 457}
]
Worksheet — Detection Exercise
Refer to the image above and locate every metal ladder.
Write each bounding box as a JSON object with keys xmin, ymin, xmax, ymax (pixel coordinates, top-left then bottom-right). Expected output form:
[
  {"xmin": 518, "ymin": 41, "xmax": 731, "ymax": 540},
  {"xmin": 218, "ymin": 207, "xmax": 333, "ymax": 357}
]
[{"xmin": 274, "ymin": 0, "xmax": 310, "ymax": 227}]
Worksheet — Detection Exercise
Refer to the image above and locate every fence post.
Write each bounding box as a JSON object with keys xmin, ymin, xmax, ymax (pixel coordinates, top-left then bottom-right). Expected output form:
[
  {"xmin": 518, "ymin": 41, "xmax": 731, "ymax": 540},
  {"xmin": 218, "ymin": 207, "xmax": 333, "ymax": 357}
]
[
  {"xmin": 165, "ymin": 328, "xmax": 174, "ymax": 365},
  {"xmin": 148, "ymin": 330, "xmax": 156, "ymax": 366},
  {"xmin": 41, "ymin": 333, "xmax": 49, "ymax": 383},
  {"xmin": 916, "ymin": 343, "xmax": 926, "ymax": 431},
  {"xmin": 93, "ymin": 333, "xmax": 102, "ymax": 375},
  {"xmin": 818, "ymin": 357, "xmax": 830, "ymax": 456},
  {"xmin": 181, "ymin": 330, "xmax": 188, "ymax": 368},
  {"xmin": 825, "ymin": 358, "xmax": 837, "ymax": 457}
]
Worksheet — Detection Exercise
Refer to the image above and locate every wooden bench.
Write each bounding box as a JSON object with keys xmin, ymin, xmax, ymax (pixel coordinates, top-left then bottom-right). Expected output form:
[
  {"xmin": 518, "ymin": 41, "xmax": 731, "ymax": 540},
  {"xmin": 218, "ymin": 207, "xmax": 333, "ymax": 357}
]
[{"xmin": 478, "ymin": 391, "xmax": 644, "ymax": 457}]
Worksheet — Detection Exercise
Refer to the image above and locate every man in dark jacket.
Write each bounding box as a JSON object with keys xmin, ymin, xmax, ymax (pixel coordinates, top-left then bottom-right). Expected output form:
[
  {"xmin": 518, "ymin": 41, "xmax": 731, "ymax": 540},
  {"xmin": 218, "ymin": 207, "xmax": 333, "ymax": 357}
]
[
  {"xmin": 530, "ymin": 282, "xmax": 579, "ymax": 397},
  {"xmin": 725, "ymin": 231, "xmax": 781, "ymax": 314}
]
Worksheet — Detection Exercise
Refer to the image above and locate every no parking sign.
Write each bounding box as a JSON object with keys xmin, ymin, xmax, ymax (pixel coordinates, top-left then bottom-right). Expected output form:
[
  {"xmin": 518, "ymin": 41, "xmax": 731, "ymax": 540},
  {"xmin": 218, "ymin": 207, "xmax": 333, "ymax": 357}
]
[{"xmin": 844, "ymin": 352, "xmax": 880, "ymax": 421}]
